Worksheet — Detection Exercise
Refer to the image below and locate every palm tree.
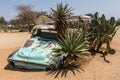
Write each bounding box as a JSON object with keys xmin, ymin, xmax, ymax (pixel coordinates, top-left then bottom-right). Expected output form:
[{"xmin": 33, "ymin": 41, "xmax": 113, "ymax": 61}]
[{"xmin": 51, "ymin": 3, "xmax": 73, "ymax": 36}]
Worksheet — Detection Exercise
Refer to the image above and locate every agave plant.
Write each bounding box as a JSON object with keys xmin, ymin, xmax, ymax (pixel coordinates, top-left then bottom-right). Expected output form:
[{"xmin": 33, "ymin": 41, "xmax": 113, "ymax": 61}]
[
  {"xmin": 88, "ymin": 12, "xmax": 119, "ymax": 62},
  {"xmin": 53, "ymin": 29, "xmax": 89, "ymax": 65},
  {"xmin": 51, "ymin": 3, "xmax": 73, "ymax": 36}
]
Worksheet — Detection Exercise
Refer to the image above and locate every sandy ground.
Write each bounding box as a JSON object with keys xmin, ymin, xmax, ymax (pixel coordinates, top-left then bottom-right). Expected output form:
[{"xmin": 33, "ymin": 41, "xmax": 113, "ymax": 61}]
[{"xmin": 0, "ymin": 30, "xmax": 120, "ymax": 80}]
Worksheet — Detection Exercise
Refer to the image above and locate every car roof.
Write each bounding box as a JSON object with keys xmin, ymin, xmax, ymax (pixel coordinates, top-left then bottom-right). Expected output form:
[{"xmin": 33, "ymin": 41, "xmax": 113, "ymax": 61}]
[{"xmin": 33, "ymin": 25, "xmax": 55, "ymax": 30}]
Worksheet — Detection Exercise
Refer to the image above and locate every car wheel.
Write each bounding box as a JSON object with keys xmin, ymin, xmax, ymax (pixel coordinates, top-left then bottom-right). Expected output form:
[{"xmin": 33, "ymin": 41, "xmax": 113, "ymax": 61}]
[
  {"xmin": 9, "ymin": 62, "xmax": 15, "ymax": 68},
  {"xmin": 46, "ymin": 67, "xmax": 53, "ymax": 71}
]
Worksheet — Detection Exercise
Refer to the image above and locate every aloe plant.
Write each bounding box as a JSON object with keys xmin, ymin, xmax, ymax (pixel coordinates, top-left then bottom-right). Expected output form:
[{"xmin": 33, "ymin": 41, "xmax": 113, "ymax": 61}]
[
  {"xmin": 88, "ymin": 12, "xmax": 119, "ymax": 62},
  {"xmin": 53, "ymin": 30, "xmax": 89, "ymax": 65},
  {"xmin": 51, "ymin": 3, "xmax": 73, "ymax": 36}
]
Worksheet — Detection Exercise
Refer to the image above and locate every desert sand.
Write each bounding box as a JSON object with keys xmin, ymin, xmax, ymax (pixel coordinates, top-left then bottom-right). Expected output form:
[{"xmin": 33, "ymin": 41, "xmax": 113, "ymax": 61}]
[{"xmin": 0, "ymin": 30, "xmax": 120, "ymax": 80}]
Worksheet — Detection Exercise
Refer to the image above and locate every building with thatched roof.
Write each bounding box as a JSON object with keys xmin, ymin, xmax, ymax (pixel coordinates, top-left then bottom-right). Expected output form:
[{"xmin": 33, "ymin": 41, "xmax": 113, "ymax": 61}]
[{"xmin": 35, "ymin": 15, "xmax": 54, "ymax": 25}]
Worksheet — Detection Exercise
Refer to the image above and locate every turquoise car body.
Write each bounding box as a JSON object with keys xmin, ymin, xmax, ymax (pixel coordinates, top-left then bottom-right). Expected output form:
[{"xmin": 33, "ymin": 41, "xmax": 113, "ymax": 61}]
[{"xmin": 8, "ymin": 25, "xmax": 62, "ymax": 70}]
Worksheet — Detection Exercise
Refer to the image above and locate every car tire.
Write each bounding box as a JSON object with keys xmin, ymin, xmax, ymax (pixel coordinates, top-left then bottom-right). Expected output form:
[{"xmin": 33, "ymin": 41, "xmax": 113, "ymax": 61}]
[
  {"xmin": 46, "ymin": 67, "xmax": 53, "ymax": 71},
  {"xmin": 9, "ymin": 62, "xmax": 15, "ymax": 68}
]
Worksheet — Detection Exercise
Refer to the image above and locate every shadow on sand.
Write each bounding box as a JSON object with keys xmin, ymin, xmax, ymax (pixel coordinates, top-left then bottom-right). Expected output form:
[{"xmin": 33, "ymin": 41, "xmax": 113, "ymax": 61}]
[
  {"xmin": 46, "ymin": 56, "xmax": 93, "ymax": 78},
  {"xmin": 46, "ymin": 62, "xmax": 84, "ymax": 78},
  {"xmin": 4, "ymin": 57, "xmax": 92, "ymax": 78},
  {"xmin": 4, "ymin": 64, "xmax": 44, "ymax": 72}
]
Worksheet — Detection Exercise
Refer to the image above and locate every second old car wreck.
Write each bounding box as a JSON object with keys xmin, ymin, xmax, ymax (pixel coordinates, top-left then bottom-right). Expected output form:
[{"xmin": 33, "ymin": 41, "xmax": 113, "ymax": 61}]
[{"xmin": 8, "ymin": 24, "xmax": 63, "ymax": 70}]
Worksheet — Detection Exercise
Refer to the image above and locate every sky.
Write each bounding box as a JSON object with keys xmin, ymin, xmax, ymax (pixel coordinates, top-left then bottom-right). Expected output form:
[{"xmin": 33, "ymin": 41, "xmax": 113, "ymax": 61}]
[{"xmin": 0, "ymin": 0, "xmax": 120, "ymax": 21}]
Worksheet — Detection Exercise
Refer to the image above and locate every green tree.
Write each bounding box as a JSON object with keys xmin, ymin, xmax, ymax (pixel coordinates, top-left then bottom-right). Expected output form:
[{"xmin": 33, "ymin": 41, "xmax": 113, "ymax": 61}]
[{"xmin": 0, "ymin": 16, "xmax": 6, "ymax": 26}]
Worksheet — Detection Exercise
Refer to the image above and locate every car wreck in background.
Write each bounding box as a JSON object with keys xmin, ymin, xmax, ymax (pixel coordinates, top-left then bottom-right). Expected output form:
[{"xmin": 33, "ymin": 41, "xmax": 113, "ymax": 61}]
[{"xmin": 7, "ymin": 24, "xmax": 63, "ymax": 70}]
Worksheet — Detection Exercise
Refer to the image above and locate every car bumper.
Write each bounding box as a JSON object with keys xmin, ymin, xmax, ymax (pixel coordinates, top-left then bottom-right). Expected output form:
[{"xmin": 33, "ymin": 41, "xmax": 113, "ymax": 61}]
[{"xmin": 8, "ymin": 59, "xmax": 54, "ymax": 70}]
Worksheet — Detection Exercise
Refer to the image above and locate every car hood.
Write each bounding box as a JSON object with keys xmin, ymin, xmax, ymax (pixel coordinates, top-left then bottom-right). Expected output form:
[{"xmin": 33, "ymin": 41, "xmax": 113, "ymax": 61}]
[{"xmin": 9, "ymin": 37, "xmax": 61, "ymax": 65}]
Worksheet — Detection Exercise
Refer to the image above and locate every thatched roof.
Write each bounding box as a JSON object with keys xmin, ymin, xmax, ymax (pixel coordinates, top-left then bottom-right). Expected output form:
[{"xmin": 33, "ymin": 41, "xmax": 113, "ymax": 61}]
[{"xmin": 35, "ymin": 15, "xmax": 54, "ymax": 25}]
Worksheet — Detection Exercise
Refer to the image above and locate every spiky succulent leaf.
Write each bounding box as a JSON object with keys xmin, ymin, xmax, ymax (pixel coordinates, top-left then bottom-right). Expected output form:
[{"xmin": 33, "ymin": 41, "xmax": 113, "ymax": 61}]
[
  {"xmin": 53, "ymin": 30, "xmax": 89, "ymax": 60},
  {"xmin": 51, "ymin": 3, "xmax": 73, "ymax": 35}
]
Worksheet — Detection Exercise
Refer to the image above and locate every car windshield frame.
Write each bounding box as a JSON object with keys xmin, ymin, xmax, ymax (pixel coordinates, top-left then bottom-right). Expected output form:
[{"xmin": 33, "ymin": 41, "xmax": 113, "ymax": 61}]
[{"xmin": 31, "ymin": 25, "xmax": 57, "ymax": 40}]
